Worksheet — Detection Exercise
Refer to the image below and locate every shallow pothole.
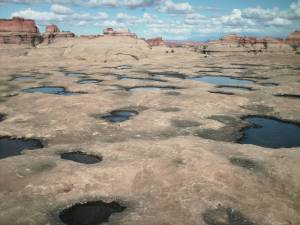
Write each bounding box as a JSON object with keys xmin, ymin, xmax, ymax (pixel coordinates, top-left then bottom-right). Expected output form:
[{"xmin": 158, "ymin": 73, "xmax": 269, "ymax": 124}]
[
  {"xmin": 0, "ymin": 137, "xmax": 43, "ymax": 159},
  {"xmin": 239, "ymin": 116, "xmax": 300, "ymax": 148},
  {"xmin": 59, "ymin": 200, "xmax": 126, "ymax": 225},
  {"xmin": 101, "ymin": 110, "xmax": 138, "ymax": 123},
  {"xmin": 61, "ymin": 151, "xmax": 102, "ymax": 164},
  {"xmin": 229, "ymin": 157, "xmax": 260, "ymax": 171},
  {"xmin": 23, "ymin": 86, "xmax": 82, "ymax": 96},
  {"xmin": 202, "ymin": 206, "xmax": 256, "ymax": 225},
  {"xmin": 65, "ymin": 72, "xmax": 88, "ymax": 78},
  {"xmin": 216, "ymin": 85, "xmax": 254, "ymax": 93}
]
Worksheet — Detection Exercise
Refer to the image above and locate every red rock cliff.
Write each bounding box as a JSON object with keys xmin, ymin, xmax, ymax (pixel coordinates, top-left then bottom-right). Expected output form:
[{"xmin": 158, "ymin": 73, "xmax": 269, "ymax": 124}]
[
  {"xmin": 286, "ymin": 30, "xmax": 300, "ymax": 44},
  {"xmin": 0, "ymin": 17, "xmax": 39, "ymax": 33}
]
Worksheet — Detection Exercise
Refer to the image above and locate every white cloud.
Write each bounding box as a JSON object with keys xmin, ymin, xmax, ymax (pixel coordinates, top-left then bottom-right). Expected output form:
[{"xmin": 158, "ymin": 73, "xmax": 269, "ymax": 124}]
[
  {"xmin": 158, "ymin": 0, "xmax": 193, "ymax": 14},
  {"xmin": 50, "ymin": 4, "xmax": 73, "ymax": 14}
]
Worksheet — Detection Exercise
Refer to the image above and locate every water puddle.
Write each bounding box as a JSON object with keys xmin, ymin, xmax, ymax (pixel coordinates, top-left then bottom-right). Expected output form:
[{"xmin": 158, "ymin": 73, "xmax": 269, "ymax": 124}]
[
  {"xmin": 23, "ymin": 86, "xmax": 81, "ymax": 96},
  {"xmin": 191, "ymin": 76, "xmax": 254, "ymax": 86},
  {"xmin": 102, "ymin": 110, "xmax": 138, "ymax": 123},
  {"xmin": 77, "ymin": 79, "xmax": 103, "ymax": 84},
  {"xmin": 239, "ymin": 116, "xmax": 300, "ymax": 148},
  {"xmin": 0, "ymin": 137, "xmax": 43, "ymax": 159},
  {"xmin": 150, "ymin": 72, "xmax": 186, "ymax": 79},
  {"xmin": 59, "ymin": 200, "xmax": 126, "ymax": 225},
  {"xmin": 61, "ymin": 151, "xmax": 102, "ymax": 164},
  {"xmin": 10, "ymin": 75, "xmax": 36, "ymax": 82},
  {"xmin": 209, "ymin": 91, "xmax": 235, "ymax": 95},
  {"xmin": 274, "ymin": 94, "xmax": 300, "ymax": 99},
  {"xmin": 128, "ymin": 86, "xmax": 179, "ymax": 92},
  {"xmin": 116, "ymin": 65, "xmax": 132, "ymax": 70},
  {"xmin": 65, "ymin": 72, "xmax": 88, "ymax": 78}
]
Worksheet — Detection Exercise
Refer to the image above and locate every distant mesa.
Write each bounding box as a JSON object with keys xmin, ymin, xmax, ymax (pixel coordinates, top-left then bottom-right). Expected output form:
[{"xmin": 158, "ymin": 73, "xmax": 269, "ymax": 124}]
[
  {"xmin": 43, "ymin": 24, "xmax": 75, "ymax": 44},
  {"xmin": 103, "ymin": 27, "xmax": 137, "ymax": 38},
  {"xmin": 286, "ymin": 29, "xmax": 300, "ymax": 45},
  {"xmin": 45, "ymin": 24, "xmax": 60, "ymax": 33},
  {"xmin": 146, "ymin": 37, "xmax": 165, "ymax": 47}
]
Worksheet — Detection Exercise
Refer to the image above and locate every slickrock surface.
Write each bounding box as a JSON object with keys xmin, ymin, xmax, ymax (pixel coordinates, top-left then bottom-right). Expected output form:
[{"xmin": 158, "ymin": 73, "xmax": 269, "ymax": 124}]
[{"xmin": 0, "ymin": 37, "xmax": 299, "ymax": 225}]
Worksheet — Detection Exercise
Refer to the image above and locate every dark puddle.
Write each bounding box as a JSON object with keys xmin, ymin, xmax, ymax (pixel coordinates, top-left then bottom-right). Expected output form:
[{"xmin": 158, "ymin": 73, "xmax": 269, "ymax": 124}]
[
  {"xmin": 209, "ymin": 91, "xmax": 235, "ymax": 95},
  {"xmin": 65, "ymin": 72, "xmax": 88, "ymax": 78},
  {"xmin": 239, "ymin": 116, "xmax": 300, "ymax": 148},
  {"xmin": 23, "ymin": 86, "xmax": 81, "ymax": 96},
  {"xmin": 159, "ymin": 107, "xmax": 181, "ymax": 112},
  {"xmin": 191, "ymin": 76, "xmax": 255, "ymax": 86},
  {"xmin": 10, "ymin": 75, "xmax": 36, "ymax": 82},
  {"xmin": 77, "ymin": 79, "xmax": 103, "ymax": 84},
  {"xmin": 260, "ymin": 82, "xmax": 279, "ymax": 87},
  {"xmin": 59, "ymin": 200, "xmax": 126, "ymax": 225},
  {"xmin": 0, "ymin": 113, "xmax": 6, "ymax": 122},
  {"xmin": 203, "ymin": 206, "xmax": 256, "ymax": 225},
  {"xmin": 128, "ymin": 86, "xmax": 180, "ymax": 92},
  {"xmin": 102, "ymin": 110, "xmax": 138, "ymax": 123},
  {"xmin": 61, "ymin": 151, "xmax": 102, "ymax": 164},
  {"xmin": 149, "ymin": 71, "xmax": 187, "ymax": 79},
  {"xmin": 229, "ymin": 157, "xmax": 260, "ymax": 171},
  {"xmin": 274, "ymin": 94, "xmax": 300, "ymax": 99},
  {"xmin": 217, "ymin": 85, "xmax": 254, "ymax": 92},
  {"xmin": 0, "ymin": 137, "xmax": 43, "ymax": 159},
  {"xmin": 240, "ymin": 76, "xmax": 270, "ymax": 80}
]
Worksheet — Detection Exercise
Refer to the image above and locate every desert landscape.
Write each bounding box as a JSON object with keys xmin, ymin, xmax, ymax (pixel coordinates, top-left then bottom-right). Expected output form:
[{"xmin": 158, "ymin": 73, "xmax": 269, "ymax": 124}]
[{"xmin": 0, "ymin": 7, "xmax": 300, "ymax": 225}]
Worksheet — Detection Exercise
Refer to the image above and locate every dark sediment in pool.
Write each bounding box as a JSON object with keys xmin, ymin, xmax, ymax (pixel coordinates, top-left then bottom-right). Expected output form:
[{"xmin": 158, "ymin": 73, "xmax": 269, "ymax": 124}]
[
  {"xmin": 77, "ymin": 79, "xmax": 103, "ymax": 84},
  {"xmin": 118, "ymin": 76, "xmax": 167, "ymax": 82},
  {"xmin": 239, "ymin": 116, "xmax": 300, "ymax": 148},
  {"xmin": 202, "ymin": 206, "xmax": 256, "ymax": 225},
  {"xmin": 191, "ymin": 76, "xmax": 255, "ymax": 86},
  {"xmin": 229, "ymin": 157, "xmax": 260, "ymax": 171},
  {"xmin": 59, "ymin": 200, "xmax": 126, "ymax": 225},
  {"xmin": 23, "ymin": 86, "xmax": 81, "ymax": 96},
  {"xmin": 274, "ymin": 94, "xmax": 300, "ymax": 99},
  {"xmin": 102, "ymin": 110, "xmax": 138, "ymax": 123},
  {"xmin": 0, "ymin": 137, "xmax": 43, "ymax": 159},
  {"xmin": 61, "ymin": 151, "xmax": 102, "ymax": 164}
]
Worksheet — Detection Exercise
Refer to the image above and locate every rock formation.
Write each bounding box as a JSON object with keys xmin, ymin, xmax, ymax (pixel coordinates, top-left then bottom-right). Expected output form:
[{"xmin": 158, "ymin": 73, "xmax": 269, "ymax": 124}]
[
  {"xmin": 286, "ymin": 30, "xmax": 300, "ymax": 45},
  {"xmin": 0, "ymin": 17, "xmax": 42, "ymax": 46},
  {"xmin": 146, "ymin": 37, "xmax": 165, "ymax": 47},
  {"xmin": 43, "ymin": 24, "xmax": 75, "ymax": 44},
  {"xmin": 103, "ymin": 28, "xmax": 137, "ymax": 38},
  {"xmin": 45, "ymin": 24, "xmax": 60, "ymax": 33}
]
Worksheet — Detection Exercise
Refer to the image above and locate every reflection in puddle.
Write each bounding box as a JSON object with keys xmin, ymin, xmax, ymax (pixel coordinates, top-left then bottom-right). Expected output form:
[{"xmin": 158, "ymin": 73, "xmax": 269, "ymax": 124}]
[
  {"xmin": 239, "ymin": 116, "xmax": 300, "ymax": 148},
  {"xmin": 128, "ymin": 86, "xmax": 179, "ymax": 92},
  {"xmin": 77, "ymin": 79, "xmax": 103, "ymax": 84},
  {"xmin": 191, "ymin": 75, "xmax": 255, "ymax": 86},
  {"xmin": 23, "ymin": 86, "xmax": 81, "ymax": 96}
]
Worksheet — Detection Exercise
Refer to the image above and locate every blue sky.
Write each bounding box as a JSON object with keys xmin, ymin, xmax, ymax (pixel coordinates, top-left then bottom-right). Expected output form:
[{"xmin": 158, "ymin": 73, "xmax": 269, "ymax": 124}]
[{"xmin": 0, "ymin": 0, "xmax": 299, "ymax": 41}]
